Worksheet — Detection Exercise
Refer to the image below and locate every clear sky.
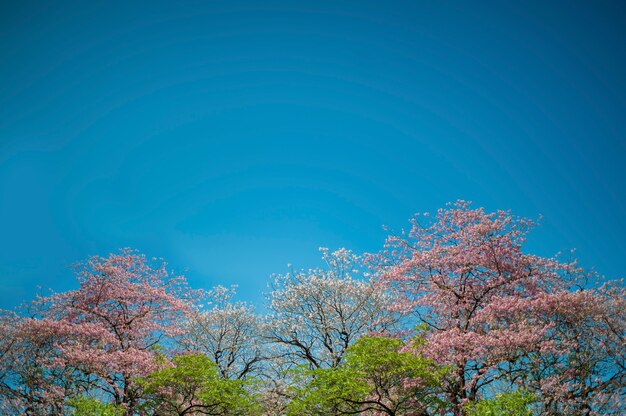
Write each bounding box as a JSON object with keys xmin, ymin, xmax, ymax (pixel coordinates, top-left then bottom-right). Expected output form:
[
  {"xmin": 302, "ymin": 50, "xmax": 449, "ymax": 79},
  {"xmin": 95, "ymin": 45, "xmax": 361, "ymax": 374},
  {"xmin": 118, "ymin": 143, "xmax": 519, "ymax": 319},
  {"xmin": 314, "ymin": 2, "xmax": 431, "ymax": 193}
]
[{"xmin": 1, "ymin": 0, "xmax": 625, "ymax": 309}]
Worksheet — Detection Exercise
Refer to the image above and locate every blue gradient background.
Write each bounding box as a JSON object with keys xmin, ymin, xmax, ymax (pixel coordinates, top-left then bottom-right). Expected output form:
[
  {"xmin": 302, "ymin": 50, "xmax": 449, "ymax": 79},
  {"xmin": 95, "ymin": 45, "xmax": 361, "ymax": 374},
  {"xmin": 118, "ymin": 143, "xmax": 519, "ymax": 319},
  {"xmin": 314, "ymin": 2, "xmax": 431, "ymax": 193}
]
[{"xmin": 1, "ymin": 1, "xmax": 625, "ymax": 308}]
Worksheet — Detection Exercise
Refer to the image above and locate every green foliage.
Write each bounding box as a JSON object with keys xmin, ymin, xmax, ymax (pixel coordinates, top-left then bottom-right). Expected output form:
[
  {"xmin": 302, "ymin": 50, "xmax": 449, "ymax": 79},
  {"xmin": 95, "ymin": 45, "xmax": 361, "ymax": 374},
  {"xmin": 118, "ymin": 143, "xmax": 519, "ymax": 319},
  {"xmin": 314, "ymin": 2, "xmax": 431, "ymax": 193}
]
[
  {"xmin": 465, "ymin": 390, "xmax": 537, "ymax": 416},
  {"xmin": 138, "ymin": 353, "xmax": 261, "ymax": 415},
  {"xmin": 287, "ymin": 336, "xmax": 445, "ymax": 415},
  {"xmin": 67, "ymin": 396, "xmax": 125, "ymax": 416}
]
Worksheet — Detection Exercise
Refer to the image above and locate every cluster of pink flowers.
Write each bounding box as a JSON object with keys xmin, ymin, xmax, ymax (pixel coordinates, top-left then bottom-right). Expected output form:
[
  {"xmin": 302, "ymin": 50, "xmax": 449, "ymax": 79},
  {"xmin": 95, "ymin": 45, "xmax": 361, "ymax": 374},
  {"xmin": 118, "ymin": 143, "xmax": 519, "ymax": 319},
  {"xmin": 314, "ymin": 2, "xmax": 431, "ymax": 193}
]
[
  {"xmin": 378, "ymin": 201, "xmax": 625, "ymax": 414},
  {"xmin": 0, "ymin": 249, "xmax": 197, "ymax": 414}
]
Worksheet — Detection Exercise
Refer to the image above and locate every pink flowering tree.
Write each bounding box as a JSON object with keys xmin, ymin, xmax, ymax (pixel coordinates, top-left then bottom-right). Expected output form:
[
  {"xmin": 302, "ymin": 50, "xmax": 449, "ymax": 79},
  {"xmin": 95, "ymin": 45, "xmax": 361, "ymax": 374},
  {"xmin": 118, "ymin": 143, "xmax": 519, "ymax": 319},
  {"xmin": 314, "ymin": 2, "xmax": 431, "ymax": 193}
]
[
  {"xmin": 37, "ymin": 249, "xmax": 196, "ymax": 414},
  {"xmin": 377, "ymin": 201, "xmax": 623, "ymax": 414},
  {"xmin": 0, "ymin": 311, "xmax": 85, "ymax": 415},
  {"xmin": 514, "ymin": 283, "xmax": 626, "ymax": 415}
]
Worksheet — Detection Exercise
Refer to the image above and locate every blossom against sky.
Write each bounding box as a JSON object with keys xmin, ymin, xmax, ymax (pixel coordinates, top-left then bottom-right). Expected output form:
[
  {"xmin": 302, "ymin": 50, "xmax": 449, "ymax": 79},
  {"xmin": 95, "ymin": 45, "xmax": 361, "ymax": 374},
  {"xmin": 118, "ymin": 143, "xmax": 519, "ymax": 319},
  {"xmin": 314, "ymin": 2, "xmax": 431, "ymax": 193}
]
[{"xmin": 1, "ymin": 0, "xmax": 625, "ymax": 308}]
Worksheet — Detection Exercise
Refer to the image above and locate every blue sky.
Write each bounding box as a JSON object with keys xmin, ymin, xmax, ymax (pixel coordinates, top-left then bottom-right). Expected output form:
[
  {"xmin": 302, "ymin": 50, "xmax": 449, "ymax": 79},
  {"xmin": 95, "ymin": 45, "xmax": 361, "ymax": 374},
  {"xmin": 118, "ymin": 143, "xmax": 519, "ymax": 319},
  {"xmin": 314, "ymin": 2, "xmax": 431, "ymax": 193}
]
[{"xmin": 1, "ymin": 0, "xmax": 625, "ymax": 309}]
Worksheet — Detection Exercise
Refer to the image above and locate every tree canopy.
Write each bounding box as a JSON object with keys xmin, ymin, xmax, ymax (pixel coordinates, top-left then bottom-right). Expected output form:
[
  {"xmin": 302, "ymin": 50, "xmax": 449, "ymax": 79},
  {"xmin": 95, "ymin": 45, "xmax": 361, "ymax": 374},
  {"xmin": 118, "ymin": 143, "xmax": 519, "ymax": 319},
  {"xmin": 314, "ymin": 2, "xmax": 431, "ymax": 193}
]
[{"xmin": 0, "ymin": 202, "xmax": 623, "ymax": 415}]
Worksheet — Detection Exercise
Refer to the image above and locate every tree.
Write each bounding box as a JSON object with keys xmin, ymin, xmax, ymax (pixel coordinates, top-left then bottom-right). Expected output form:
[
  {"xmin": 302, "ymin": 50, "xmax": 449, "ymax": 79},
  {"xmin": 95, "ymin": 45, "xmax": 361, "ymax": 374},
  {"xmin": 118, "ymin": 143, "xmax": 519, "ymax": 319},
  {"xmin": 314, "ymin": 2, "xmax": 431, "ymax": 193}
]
[
  {"xmin": 180, "ymin": 286, "xmax": 267, "ymax": 380},
  {"xmin": 266, "ymin": 248, "xmax": 397, "ymax": 370},
  {"xmin": 464, "ymin": 390, "xmax": 536, "ymax": 416},
  {"xmin": 288, "ymin": 335, "xmax": 445, "ymax": 416},
  {"xmin": 138, "ymin": 353, "xmax": 260, "ymax": 416},
  {"xmin": 514, "ymin": 283, "xmax": 626, "ymax": 415},
  {"xmin": 0, "ymin": 312, "xmax": 84, "ymax": 415},
  {"xmin": 37, "ymin": 249, "xmax": 195, "ymax": 414},
  {"xmin": 377, "ymin": 201, "xmax": 622, "ymax": 414},
  {"xmin": 67, "ymin": 396, "xmax": 125, "ymax": 416}
]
